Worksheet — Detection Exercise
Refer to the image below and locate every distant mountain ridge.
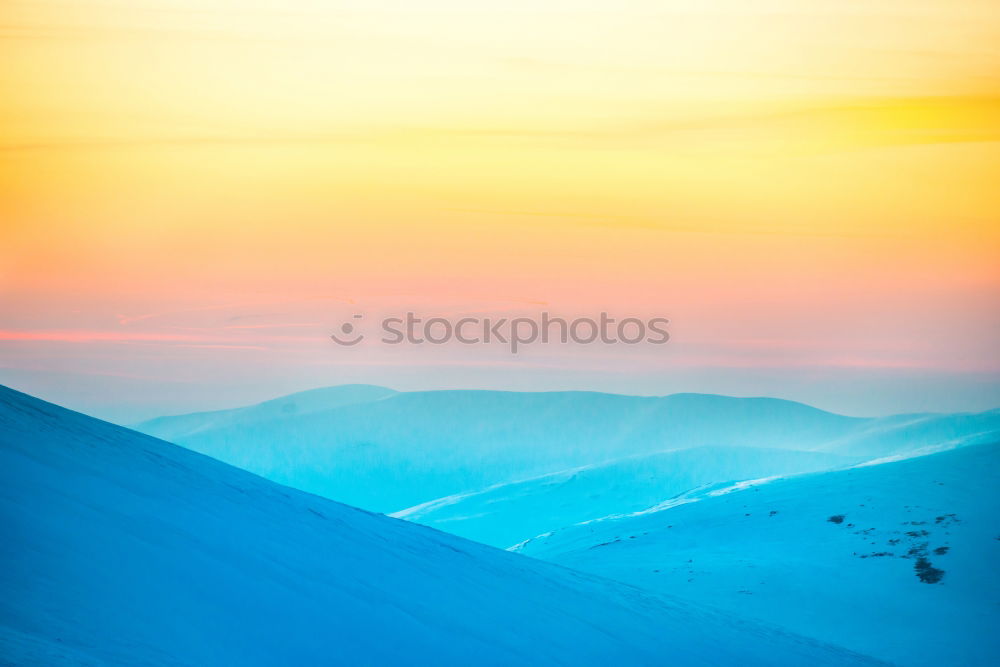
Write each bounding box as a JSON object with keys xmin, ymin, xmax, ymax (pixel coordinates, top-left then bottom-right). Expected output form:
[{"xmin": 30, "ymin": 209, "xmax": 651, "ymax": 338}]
[
  {"xmin": 135, "ymin": 384, "xmax": 398, "ymax": 440},
  {"xmin": 135, "ymin": 386, "xmax": 1000, "ymax": 513}
]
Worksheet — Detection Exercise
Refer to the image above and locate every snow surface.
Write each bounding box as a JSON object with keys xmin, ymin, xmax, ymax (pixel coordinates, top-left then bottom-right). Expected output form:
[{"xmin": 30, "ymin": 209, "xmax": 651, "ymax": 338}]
[
  {"xmin": 135, "ymin": 388, "xmax": 1000, "ymax": 513},
  {"xmin": 0, "ymin": 385, "xmax": 882, "ymax": 666},
  {"xmin": 516, "ymin": 443, "xmax": 1000, "ymax": 666},
  {"xmin": 393, "ymin": 446, "xmax": 862, "ymax": 548}
]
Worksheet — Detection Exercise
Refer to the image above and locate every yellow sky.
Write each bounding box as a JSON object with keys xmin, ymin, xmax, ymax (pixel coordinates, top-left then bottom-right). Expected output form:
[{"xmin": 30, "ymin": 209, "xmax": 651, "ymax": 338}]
[{"xmin": 1, "ymin": 0, "xmax": 998, "ymax": 417}]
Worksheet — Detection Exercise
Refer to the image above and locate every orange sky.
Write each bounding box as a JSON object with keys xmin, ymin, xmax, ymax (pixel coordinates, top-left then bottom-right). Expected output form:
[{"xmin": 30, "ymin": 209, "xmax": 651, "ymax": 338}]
[{"xmin": 1, "ymin": 0, "xmax": 999, "ymax": 420}]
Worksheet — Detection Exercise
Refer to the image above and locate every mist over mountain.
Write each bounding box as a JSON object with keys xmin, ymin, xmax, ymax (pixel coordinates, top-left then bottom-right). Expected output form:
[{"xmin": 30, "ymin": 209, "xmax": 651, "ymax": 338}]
[{"xmin": 136, "ymin": 387, "xmax": 1000, "ymax": 514}]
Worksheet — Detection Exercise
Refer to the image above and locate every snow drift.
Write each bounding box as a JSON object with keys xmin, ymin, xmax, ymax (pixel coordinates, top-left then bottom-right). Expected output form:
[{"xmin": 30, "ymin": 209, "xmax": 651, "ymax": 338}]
[{"xmin": 516, "ymin": 443, "xmax": 1000, "ymax": 666}]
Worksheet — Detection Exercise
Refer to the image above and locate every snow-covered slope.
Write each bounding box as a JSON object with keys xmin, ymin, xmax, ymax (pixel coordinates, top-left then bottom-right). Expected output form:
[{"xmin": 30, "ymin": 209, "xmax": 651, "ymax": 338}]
[
  {"xmin": 134, "ymin": 388, "xmax": 999, "ymax": 513},
  {"xmin": 817, "ymin": 409, "xmax": 1000, "ymax": 457},
  {"xmin": 516, "ymin": 444, "xmax": 1000, "ymax": 667},
  {"xmin": 0, "ymin": 385, "xmax": 880, "ymax": 666},
  {"xmin": 395, "ymin": 446, "xmax": 862, "ymax": 548}
]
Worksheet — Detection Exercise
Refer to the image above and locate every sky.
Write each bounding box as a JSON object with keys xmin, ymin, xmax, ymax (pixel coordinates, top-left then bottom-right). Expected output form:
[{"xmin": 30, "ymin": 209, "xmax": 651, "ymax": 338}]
[{"xmin": 1, "ymin": 0, "xmax": 999, "ymax": 422}]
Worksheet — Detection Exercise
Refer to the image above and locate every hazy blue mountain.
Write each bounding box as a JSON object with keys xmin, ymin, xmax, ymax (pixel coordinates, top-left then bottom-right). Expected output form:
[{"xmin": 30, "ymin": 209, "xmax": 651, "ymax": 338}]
[
  {"xmin": 0, "ymin": 385, "xmax": 879, "ymax": 666},
  {"xmin": 136, "ymin": 388, "xmax": 1000, "ymax": 513},
  {"xmin": 394, "ymin": 446, "xmax": 862, "ymax": 548},
  {"xmin": 135, "ymin": 384, "xmax": 398, "ymax": 441},
  {"xmin": 516, "ymin": 443, "xmax": 1000, "ymax": 667}
]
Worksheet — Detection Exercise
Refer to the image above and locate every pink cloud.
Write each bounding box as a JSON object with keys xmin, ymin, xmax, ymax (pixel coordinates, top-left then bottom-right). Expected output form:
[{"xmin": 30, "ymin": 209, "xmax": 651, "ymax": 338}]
[{"xmin": 0, "ymin": 330, "xmax": 207, "ymax": 343}]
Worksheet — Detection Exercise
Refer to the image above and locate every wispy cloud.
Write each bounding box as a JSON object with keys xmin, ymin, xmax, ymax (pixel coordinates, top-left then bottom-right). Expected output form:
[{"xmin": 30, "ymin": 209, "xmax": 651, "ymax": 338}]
[
  {"xmin": 0, "ymin": 330, "xmax": 208, "ymax": 343},
  {"xmin": 5, "ymin": 95, "xmax": 996, "ymax": 154}
]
